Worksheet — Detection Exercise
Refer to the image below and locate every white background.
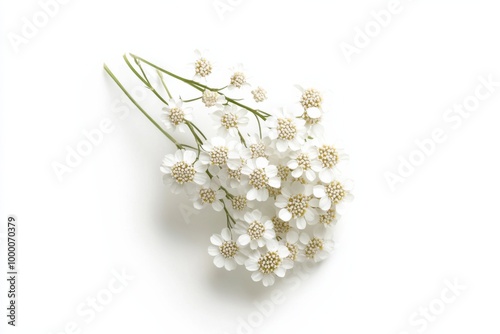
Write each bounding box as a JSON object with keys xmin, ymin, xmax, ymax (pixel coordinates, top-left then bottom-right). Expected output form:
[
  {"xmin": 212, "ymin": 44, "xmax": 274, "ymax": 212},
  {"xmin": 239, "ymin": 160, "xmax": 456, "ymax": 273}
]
[{"xmin": 1, "ymin": 0, "xmax": 500, "ymax": 333}]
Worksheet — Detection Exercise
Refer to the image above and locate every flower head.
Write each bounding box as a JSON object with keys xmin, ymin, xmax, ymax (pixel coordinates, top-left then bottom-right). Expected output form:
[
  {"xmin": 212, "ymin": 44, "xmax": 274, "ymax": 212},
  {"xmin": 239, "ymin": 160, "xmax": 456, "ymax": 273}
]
[
  {"xmin": 160, "ymin": 150, "xmax": 207, "ymax": 194},
  {"xmin": 299, "ymin": 87, "xmax": 323, "ymax": 110},
  {"xmin": 313, "ymin": 178, "xmax": 354, "ymax": 213},
  {"xmin": 191, "ymin": 178, "xmax": 225, "ymax": 212},
  {"xmin": 234, "ymin": 210, "xmax": 275, "ymax": 250},
  {"xmin": 212, "ymin": 105, "xmax": 249, "ymax": 137},
  {"xmin": 266, "ymin": 108, "xmax": 306, "ymax": 152},
  {"xmin": 209, "ymin": 228, "xmax": 246, "ymax": 271},
  {"xmin": 275, "ymin": 182, "xmax": 318, "ymax": 229},
  {"xmin": 193, "ymin": 50, "xmax": 213, "ymax": 80},
  {"xmin": 199, "ymin": 137, "xmax": 242, "ymax": 174},
  {"xmin": 202, "ymin": 89, "xmax": 226, "ymax": 109},
  {"xmin": 251, "ymin": 87, "xmax": 267, "ymax": 103},
  {"xmin": 245, "ymin": 240, "xmax": 293, "ymax": 286},
  {"xmin": 315, "ymin": 143, "xmax": 349, "ymax": 183},
  {"xmin": 241, "ymin": 157, "xmax": 281, "ymax": 201},
  {"xmin": 160, "ymin": 99, "xmax": 192, "ymax": 133},
  {"xmin": 287, "ymin": 143, "xmax": 322, "ymax": 182},
  {"xmin": 228, "ymin": 64, "xmax": 250, "ymax": 90},
  {"xmin": 297, "ymin": 228, "xmax": 334, "ymax": 263}
]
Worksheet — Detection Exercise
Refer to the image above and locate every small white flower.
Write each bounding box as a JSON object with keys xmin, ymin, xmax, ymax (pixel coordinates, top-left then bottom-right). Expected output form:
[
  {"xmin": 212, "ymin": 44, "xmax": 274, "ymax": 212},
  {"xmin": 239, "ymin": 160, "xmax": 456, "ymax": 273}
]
[
  {"xmin": 160, "ymin": 150, "xmax": 207, "ymax": 194},
  {"xmin": 241, "ymin": 157, "xmax": 281, "ymax": 201},
  {"xmin": 245, "ymin": 134, "xmax": 273, "ymax": 159},
  {"xmin": 199, "ymin": 137, "xmax": 242, "ymax": 173},
  {"xmin": 234, "ymin": 209, "xmax": 275, "ymax": 249},
  {"xmin": 218, "ymin": 159, "xmax": 246, "ymax": 189},
  {"xmin": 160, "ymin": 99, "xmax": 193, "ymax": 133},
  {"xmin": 275, "ymin": 182, "xmax": 318, "ymax": 230},
  {"xmin": 202, "ymin": 89, "xmax": 227, "ymax": 109},
  {"xmin": 271, "ymin": 215, "xmax": 291, "ymax": 236},
  {"xmin": 268, "ymin": 160, "xmax": 292, "ymax": 183},
  {"xmin": 227, "ymin": 189, "xmax": 254, "ymax": 220},
  {"xmin": 287, "ymin": 143, "xmax": 321, "ymax": 182},
  {"xmin": 193, "ymin": 49, "xmax": 213, "ymax": 81},
  {"xmin": 245, "ymin": 240, "xmax": 293, "ymax": 287},
  {"xmin": 251, "ymin": 86, "xmax": 267, "ymax": 103},
  {"xmin": 315, "ymin": 143, "xmax": 349, "ymax": 183},
  {"xmin": 212, "ymin": 105, "xmax": 249, "ymax": 137},
  {"xmin": 191, "ymin": 178, "xmax": 225, "ymax": 212},
  {"xmin": 284, "ymin": 230, "xmax": 300, "ymax": 262},
  {"xmin": 296, "ymin": 85, "xmax": 323, "ymax": 110},
  {"xmin": 297, "ymin": 228, "xmax": 334, "ymax": 263},
  {"xmin": 319, "ymin": 207, "xmax": 339, "ymax": 225},
  {"xmin": 302, "ymin": 111, "xmax": 324, "ymax": 138},
  {"xmin": 316, "ymin": 208, "xmax": 340, "ymax": 234},
  {"xmin": 295, "ymin": 85, "xmax": 326, "ymax": 138},
  {"xmin": 228, "ymin": 64, "xmax": 250, "ymax": 90},
  {"xmin": 313, "ymin": 179, "xmax": 354, "ymax": 213},
  {"xmin": 208, "ymin": 228, "xmax": 246, "ymax": 271},
  {"xmin": 266, "ymin": 108, "xmax": 306, "ymax": 152}
]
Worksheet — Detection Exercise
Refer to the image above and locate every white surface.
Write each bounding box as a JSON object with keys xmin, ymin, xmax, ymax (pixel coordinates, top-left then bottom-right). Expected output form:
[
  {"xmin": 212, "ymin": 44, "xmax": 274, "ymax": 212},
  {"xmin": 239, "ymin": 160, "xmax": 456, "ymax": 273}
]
[{"xmin": 1, "ymin": 0, "xmax": 500, "ymax": 333}]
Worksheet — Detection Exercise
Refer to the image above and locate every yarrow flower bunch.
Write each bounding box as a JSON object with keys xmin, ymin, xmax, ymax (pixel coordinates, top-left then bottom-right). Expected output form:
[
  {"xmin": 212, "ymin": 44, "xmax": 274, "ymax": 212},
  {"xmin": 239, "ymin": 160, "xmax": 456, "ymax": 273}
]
[{"xmin": 104, "ymin": 51, "xmax": 353, "ymax": 287}]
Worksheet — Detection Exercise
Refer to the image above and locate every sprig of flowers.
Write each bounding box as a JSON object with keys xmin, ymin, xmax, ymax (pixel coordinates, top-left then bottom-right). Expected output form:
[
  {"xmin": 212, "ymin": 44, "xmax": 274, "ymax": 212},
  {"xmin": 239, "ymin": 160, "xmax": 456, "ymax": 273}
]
[{"xmin": 104, "ymin": 51, "xmax": 352, "ymax": 286}]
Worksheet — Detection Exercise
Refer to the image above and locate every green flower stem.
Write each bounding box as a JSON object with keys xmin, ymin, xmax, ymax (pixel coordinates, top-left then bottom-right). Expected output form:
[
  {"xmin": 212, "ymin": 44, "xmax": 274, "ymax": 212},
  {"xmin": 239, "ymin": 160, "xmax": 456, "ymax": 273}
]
[
  {"xmin": 157, "ymin": 70, "xmax": 173, "ymax": 99},
  {"xmin": 186, "ymin": 122, "xmax": 204, "ymax": 145},
  {"xmin": 103, "ymin": 64, "xmax": 184, "ymax": 150},
  {"xmin": 182, "ymin": 96, "xmax": 202, "ymax": 103},
  {"xmin": 122, "ymin": 55, "xmax": 170, "ymax": 106},
  {"xmin": 254, "ymin": 113, "xmax": 263, "ymax": 139},
  {"xmin": 206, "ymin": 170, "xmax": 234, "ymax": 200},
  {"xmin": 129, "ymin": 54, "xmax": 271, "ymax": 119},
  {"xmin": 223, "ymin": 201, "xmax": 236, "ymax": 228},
  {"xmin": 189, "ymin": 121, "xmax": 207, "ymax": 140},
  {"xmin": 226, "ymin": 98, "xmax": 270, "ymax": 120},
  {"xmin": 237, "ymin": 130, "xmax": 247, "ymax": 147}
]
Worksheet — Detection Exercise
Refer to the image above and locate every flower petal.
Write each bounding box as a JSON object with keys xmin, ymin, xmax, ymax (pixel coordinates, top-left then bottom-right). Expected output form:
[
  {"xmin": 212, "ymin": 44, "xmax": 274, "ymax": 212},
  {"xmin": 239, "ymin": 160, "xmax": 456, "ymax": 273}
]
[
  {"xmin": 251, "ymin": 271, "xmax": 263, "ymax": 281},
  {"xmin": 276, "ymin": 139, "xmax": 288, "ymax": 152},
  {"xmin": 210, "ymin": 235, "xmax": 223, "ymax": 246},
  {"xmin": 213, "ymin": 255, "xmax": 225, "ymax": 268},
  {"xmin": 238, "ymin": 234, "xmax": 251, "ymax": 246},
  {"xmin": 208, "ymin": 245, "xmax": 220, "ymax": 256},
  {"xmin": 221, "ymin": 228, "xmax": 231, "ymax": 241},
  {"xmin": 319, "ymin": 196, "xmax": 332, "ymax": 211},
  {"xmin": 275, "ymin": 267, "xmax": 286, "ymax": 277},
  {"xmin": 212, "ymin": 200, "xmax": 224, "ymax": 212},
  {"xmin": 225, "ymin": 259, "xmax": 238, "ymax": 271},
  {"xmin": 319, "ymin": 169, "xmax": 334, "ymax": 183},
  {"xmin": 262, "ymin": 274, "xmax": 275, "ymax": 287},
  {"xmin": 279, "ymin": 209, "xmax": 292, "ymax": 221}
]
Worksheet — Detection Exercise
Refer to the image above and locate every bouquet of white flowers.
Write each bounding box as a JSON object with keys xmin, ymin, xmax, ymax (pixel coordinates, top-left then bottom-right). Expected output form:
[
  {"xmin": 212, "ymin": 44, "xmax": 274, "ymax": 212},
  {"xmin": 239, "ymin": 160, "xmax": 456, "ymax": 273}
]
[{"xmin": 104, "ymin": 51, "xmax": 353, "ymax": 286}]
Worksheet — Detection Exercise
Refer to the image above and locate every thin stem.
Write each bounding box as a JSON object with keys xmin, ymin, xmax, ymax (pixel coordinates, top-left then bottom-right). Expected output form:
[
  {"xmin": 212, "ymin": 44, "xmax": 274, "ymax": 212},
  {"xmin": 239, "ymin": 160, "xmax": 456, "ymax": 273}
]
[
  {"xmin": 229, "ymin": 98, "xmax": 269, "ymax": 120},
  {"xmin": 186, "ymin": 122, "xmax": 204, "ymax": 145},
  {"xmin": 135, "ymin": 58, "xmax": 151, "ymax": 85},
  {"xmin": 123, "ymin": 55, "xmax": 170, "ymax": 106},
  {"xmin": 189, "ymin": 121, "xmax": 207, "ymax": 140},
  {"xmin": 129, "ymin": 54, "xmax": 271, "ymax": 119},
  {"xmin": 183, "ymin": 96, "xmax": 202, "ymax": 103},
  {"xmin": 157, "ymin": 70, "xmax": 173, "ymax": 99},
  {"xmin": 206, "ymin": 170, "xmax": 234, "ymax": 200},
  {"xmin": 185, "ymin": 121, "xmax": 206, "ymax": 160},
  {"xmin": 180, "ymin": 144, "xmax": 197, "ymax": 150},
  {"xmin": 122, "ymin": 55, "xmax": 148, "ymax": 86},
  {"xmin": 130, "ymin": 54, "xmax": 205, "ymax": 92},
  {"xmin": 254, "ymin": 113, "xmax": 263, "ymax": 139},
  {"xmin": 238, "ymin": 130, "xmax": 247, "ymax": 147},
  {"xmin": 103, "ymin": 64, "xmax": 183, "ymax": 149},
  {"xmin": 223, "ymin": 202, "xmax": 236, "ymax": 228}
]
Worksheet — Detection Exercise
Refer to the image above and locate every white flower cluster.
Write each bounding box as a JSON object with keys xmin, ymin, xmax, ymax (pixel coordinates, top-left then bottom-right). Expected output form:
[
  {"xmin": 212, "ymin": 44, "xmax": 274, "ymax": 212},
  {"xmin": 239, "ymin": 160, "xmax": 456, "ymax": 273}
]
[
  {"xmin": 160, "ymin": 54, "xmax": 352, "ymax": 287},
  {"xmin": 113, "ymin": 51, "xmax": 353, "ymax": 287}
]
